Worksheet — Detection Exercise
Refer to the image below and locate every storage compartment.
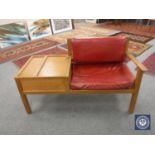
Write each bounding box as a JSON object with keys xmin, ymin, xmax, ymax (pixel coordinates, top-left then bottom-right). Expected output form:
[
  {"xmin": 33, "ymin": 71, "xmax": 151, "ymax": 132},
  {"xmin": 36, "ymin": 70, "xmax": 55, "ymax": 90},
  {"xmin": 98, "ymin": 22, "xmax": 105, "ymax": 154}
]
[{"xmin": 21, "ymin": 78, "xmax": 68, "ymax": 91}]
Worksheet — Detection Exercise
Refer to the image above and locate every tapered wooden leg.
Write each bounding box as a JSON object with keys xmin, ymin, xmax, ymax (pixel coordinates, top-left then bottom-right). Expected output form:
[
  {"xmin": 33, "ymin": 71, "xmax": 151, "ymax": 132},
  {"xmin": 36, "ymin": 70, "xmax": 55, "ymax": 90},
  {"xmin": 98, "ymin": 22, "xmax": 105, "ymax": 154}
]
[
  {"xmin": 15, "ymin": 78, "xmax": 32, "ymax": 114},
  {"xmin": 128, "ymin": 68, "xmax": 143, "ymax": 114},
  {"xmin": 128, "ymin": 92, "xmax": 139, "ymax": 113},
  {"xmin": 20, "ymin": 93, "xmax": 32, "ymax": 114}
]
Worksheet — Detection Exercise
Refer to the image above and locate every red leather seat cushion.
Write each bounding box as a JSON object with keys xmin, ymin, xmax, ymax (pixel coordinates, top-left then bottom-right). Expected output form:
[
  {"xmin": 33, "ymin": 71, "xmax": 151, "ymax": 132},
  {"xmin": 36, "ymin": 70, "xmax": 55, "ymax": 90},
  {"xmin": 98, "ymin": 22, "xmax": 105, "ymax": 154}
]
[
  {"xmin": 71, "ymin": 63, "xmax": 135, "ymax": 90},
  {"xmin": 70, "ymin": 37, "xmax": 128, "ymax": 63}
]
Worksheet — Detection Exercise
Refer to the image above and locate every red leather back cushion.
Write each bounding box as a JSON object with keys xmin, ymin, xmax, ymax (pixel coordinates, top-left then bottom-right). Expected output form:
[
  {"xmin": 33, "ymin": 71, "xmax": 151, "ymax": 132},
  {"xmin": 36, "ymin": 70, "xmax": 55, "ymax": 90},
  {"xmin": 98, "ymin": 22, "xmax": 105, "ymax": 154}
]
[{"xmin": 70, "ymin": 37, "xmax": 128, "ymax": 63}]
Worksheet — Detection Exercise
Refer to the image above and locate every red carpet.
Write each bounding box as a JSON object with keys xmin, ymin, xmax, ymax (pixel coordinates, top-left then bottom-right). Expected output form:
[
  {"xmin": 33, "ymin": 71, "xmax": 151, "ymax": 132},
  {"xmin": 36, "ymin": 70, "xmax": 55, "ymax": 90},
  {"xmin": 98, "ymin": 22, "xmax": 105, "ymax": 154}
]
[
  {"xmin": 99, "ymin": 22, "xmax": 155, "ymax": 37},
  {"xmin": 143, "ymin": 52, "xmax": 155, "ymax": 75},
  {"xmin": 60, "ymin": 44, "xmax": 68, "ymax": 49},
  {"xmin": 113, "ymin": 32, "xmax": 153, "ymax": 43},
  {"xmin": 0, "ymin": 38, "xmax": 59, "ymax": 63},
  {"xmin": 13, "ymin": 47, "xmax": 67, "ymax": 68}
]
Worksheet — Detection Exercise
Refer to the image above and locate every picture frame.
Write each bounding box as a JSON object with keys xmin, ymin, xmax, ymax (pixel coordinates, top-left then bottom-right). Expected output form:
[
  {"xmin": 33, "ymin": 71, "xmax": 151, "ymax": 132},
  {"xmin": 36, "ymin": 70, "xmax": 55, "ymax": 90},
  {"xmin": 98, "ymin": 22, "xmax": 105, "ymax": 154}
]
[
  {"xmin": 51, "ymin": 19, "xmax": 73, "ymax": 34},
  {"xmin": 0, "ymin": 22, "xmax": 29, "ymax": 49},
  {"xmin": 27, "ymin": 19, "xmax": 52, "ymax": 40}
]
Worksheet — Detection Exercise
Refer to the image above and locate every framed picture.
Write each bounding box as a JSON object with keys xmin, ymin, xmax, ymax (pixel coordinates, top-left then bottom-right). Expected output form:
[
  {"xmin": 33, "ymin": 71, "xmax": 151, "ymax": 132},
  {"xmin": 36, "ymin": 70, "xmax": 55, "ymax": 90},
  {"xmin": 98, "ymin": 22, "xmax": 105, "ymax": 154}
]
[
  {"xmin": 51, "ymin": 19, "xmax": 73, "ymax": 34},
  {"xmin": 27, "ymin": 19, "xmax": 52, "ymax": 40},
  {"xmin": 0, "ymin": 22, "xmax": 29, "ymax": 49}
]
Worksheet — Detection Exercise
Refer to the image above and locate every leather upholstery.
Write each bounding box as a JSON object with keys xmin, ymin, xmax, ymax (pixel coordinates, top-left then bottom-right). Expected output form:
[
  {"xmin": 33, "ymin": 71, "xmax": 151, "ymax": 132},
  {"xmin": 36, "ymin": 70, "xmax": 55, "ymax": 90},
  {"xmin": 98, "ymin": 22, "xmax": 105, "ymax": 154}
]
[
  {"xmin": 71, "ymin": 63, "xmax": 135, "ymax": 90},
  {"xmin": 70, "ymin": 37, "xmax": 128, "ymax": 63}
]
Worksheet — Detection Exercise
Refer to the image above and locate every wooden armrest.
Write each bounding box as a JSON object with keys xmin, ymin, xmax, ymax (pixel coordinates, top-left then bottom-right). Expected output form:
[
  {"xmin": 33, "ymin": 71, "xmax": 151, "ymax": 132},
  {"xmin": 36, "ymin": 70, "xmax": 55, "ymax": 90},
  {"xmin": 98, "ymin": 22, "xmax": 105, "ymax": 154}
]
[{"xmin": 127, "ymin": 53, "xmax": 148, "ymax": 72}]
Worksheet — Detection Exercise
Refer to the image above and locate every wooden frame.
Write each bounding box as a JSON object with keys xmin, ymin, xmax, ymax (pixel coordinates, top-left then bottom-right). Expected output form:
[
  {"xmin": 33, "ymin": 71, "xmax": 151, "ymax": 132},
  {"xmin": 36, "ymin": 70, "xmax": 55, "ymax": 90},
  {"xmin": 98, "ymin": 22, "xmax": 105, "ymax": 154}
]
[
  {"xmin": 15, "ymin": 39, "xmax": 147, "ymax": 114},
  {"xmin": 126, "ymin": 53, "xmax": 147, "ymax": 113},
  {"xmin": 67, "ymin": 38, "xmax": 147, "ymax": 114}
]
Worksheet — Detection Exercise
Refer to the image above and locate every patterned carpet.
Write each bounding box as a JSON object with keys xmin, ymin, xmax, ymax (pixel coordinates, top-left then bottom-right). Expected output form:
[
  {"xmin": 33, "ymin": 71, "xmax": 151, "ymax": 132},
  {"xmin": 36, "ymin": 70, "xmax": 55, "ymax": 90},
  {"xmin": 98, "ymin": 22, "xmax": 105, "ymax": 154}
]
[
  {"xmin": 143, "ymin": 52, "xmax": 155, "ymax": 76},
  {"xmin": 47, "ymin": 23, "xmax": 117, "ymax": 43},
  {"xmin": 13, "ymin": 47, "xmax": 67, "ymax": 68},
  {"xmin": 1, "ymin": 22, "xmax": 153, "ymax": 70},
  {"xmin": 0, "ymin": 23, "xmax": 117, "ymax": 64},
  {"xmin": 113, "ymin": 32, "xmax": 153, "ymax": 43},
  {"xmin": 59, "ymin": 44, "xmax": 68, "ymax": 49},
  {"xmin": 99, "ymin": 22, "xmax": 155, "ymax": 37},
  {"xmin": 128, "ymin": 41, "xmax": 151, "ymax": 56},
  {"xmin": 0, "ymin": 38, "xmax": 58, "ymax": 63}
]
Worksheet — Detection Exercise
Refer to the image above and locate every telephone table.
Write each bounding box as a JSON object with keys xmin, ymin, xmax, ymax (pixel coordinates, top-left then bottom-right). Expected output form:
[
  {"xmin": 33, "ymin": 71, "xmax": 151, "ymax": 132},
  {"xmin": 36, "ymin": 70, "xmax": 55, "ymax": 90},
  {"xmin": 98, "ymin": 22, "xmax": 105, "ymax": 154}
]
[{"xmin": 15, "ymin": 55, "xmax": 71, "ymax": 114}]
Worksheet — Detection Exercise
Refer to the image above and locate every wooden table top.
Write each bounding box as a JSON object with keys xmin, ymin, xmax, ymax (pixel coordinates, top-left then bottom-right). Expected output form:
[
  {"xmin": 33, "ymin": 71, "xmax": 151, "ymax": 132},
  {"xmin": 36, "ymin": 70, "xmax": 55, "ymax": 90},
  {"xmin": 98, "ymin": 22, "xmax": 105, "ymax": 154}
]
[{"xmin": 16, "ymin": 55, "xmax": 71, "ymax": 78}]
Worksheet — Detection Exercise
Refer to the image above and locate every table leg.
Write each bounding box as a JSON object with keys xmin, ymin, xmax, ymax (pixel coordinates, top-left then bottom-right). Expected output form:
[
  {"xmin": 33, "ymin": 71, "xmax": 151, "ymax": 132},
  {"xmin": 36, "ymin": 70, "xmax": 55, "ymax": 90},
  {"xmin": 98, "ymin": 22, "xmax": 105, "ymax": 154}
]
[{"xmin": 15, "ymin": 78, "xmax": 32, "ymax": 114}]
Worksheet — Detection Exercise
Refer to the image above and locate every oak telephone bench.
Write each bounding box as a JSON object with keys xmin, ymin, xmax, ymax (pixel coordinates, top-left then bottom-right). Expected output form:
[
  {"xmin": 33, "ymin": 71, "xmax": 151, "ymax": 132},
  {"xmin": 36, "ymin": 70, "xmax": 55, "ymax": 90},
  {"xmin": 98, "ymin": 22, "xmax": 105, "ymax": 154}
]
[{"xmin": 15, "ymin": 37, "xmax": 147, "ymax": 114}]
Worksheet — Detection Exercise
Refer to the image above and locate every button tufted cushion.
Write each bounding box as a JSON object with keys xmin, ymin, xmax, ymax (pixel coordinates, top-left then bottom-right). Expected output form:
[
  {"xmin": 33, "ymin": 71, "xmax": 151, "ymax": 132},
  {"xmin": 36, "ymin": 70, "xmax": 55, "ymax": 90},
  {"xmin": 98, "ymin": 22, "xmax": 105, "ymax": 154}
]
[
  {"xmin": 70, "ymin": 63, "xmax": 135, "ymax": 90},
  {"xmin": 70, "ymin": 37, "xmax": 128, "ymax": 63}
]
